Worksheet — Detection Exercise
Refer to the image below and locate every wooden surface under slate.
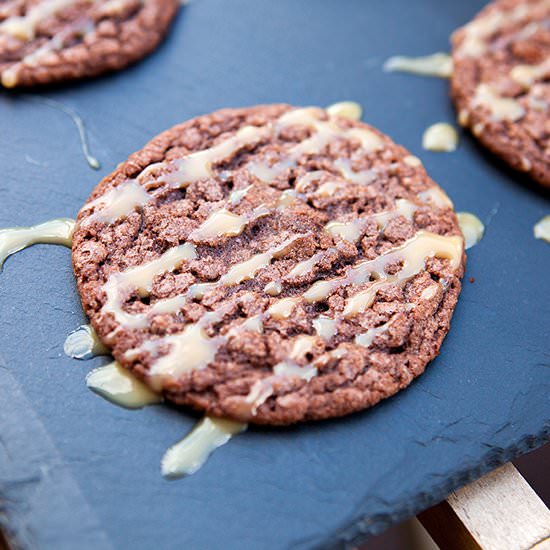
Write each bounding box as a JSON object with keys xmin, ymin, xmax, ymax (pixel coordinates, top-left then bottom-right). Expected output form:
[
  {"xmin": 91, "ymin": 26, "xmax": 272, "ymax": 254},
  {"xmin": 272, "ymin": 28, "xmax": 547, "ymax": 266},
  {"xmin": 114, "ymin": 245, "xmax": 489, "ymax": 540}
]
[{"xmin": 0, "ymin": 0, "xmax": 549, "ymax": 548}]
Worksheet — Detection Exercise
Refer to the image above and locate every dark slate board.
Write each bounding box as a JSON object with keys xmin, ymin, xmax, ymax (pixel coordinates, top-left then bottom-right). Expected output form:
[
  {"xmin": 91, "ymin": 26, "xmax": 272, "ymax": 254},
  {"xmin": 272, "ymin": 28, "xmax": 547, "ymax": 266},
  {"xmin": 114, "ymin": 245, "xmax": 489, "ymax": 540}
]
[{"xmin": 0, "ymin": 0, "xmax": 549, "ymax": 548}]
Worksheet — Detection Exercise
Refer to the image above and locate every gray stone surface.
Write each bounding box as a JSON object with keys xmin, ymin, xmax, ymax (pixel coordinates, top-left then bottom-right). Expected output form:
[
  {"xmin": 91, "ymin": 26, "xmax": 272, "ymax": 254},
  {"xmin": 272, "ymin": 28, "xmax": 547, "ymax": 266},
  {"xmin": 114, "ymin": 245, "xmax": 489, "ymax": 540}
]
[{"xmin": 0, "ymin": 0, "xmax": 548, "ymax": 548}]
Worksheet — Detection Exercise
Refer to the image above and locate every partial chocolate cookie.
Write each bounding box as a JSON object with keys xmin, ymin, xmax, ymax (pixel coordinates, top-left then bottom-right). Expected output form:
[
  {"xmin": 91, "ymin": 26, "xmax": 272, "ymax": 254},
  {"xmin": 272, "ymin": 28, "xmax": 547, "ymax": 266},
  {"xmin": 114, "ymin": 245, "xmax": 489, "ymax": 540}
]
[
  {"xmin": 72, "ymin": 104, "xmax": 465, "ymax": 425},
  {"xmin": 451, "ymin": 0, "xmax": 550, "ymax": 187},
  {"xmin": 0, "ymin": 0, "xmax": 179, "ymax": 87}
]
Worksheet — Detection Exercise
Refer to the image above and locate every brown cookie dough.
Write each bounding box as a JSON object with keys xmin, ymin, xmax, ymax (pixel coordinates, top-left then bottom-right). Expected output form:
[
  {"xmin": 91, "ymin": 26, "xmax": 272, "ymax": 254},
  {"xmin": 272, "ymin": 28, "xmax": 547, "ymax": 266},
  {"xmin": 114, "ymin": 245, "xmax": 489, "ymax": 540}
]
[
  {"xmin": 0, "ymin": 0, "xmax": 178, "ymax": 87},
  {"xmin": 451, "ymin": 0, "xmax": 550, "ymax": 187},
  {"xmin": 72, "ymin": 104, "xmax": 465, "ymax": 425}
]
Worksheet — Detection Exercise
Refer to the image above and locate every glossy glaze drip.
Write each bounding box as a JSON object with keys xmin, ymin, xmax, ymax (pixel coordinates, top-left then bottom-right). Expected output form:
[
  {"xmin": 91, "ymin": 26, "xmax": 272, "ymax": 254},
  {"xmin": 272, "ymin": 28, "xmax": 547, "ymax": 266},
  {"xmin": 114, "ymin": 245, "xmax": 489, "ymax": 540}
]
[
  {"xmin": 534, "ymin": 215, "xmax": 550, "ymax": 244},
  {"xmin": 383, "ymin": 53, "xmax": 453, "ymax": 78},
  {"xmin": 86, "ymin": 361, "xmax": 161, "ymax": 409},
  {"xmin": 303, "ymin": 231, "xmax": 462, "ymax": 311},
  {"xmin": 64, "ymin": 323, "xmax": 109, "ymax": 360},
  {"xmin": 422, "ymin": 123, "xmax": 459, "ymax": 152},
  {"xmin": 326, "ymin": 101, "xmax": 363, "ymax": 120},
  {"xmin": 0, "ymin": 218, "xmax": 74, "ymax": 268},
  {"xmin": 21, "ymin": 95, "xmax": 100, "ymax": 169},
  {"xmin": 473, "ymin": 84, "xmax": 525, "ymax": 121},
  {"xmin": 457, "ymin": 212, "xmax": 485, "ymax": 250},
  {"xmin": 161, "ymin": 416, "xmax": 247, "ymax": 478}
]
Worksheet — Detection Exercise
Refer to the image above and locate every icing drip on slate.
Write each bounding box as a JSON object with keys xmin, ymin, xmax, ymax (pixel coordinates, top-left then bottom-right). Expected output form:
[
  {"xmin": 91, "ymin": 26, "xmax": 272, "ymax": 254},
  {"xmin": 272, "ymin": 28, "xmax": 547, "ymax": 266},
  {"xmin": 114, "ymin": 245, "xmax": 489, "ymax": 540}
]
[
  {"xmin": 456, "ymin": 212, "xmax": 485, "ymax": 250},
  {"xmin": 21, "ymin": 95, "xmax": 100, "ymax": 169},
  {"xmin": 86, "ymin": 361, "xmax": 161, "ymax": 409},
  {"xmin": 161, "ymin": 417, "xmax": 247, "ymax": 478},
  {"xmin": 0, "ymin": 218, "xmax": 75, "ymax": 268},
  {"xmin": 422, "ymin": 123, "xmax": 459, "ymax": 152},
  {"xmin": 534, "ymin": 215, "xmax": 550, "ymax": 244},
  {"xmin": 64, "ymin": 324, "xmax": 109, "ymax": 360},
  {"xmin": 84, "ymin": 359, "xmax": 244, "ymax": 477},
  {"xmin": 383, "ymin": 53, "xmax": 453, "ymax": 78}
]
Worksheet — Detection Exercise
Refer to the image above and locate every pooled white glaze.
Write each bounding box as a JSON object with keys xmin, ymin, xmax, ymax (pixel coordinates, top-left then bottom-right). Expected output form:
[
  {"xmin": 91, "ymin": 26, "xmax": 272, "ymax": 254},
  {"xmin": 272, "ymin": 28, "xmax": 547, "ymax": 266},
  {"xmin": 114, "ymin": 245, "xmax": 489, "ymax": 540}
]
[
  {"xmin": 86, "ymin": 361, "xmax": 161, "ymax": 409},
  {"xmin": 457, "ymin": 212, "xmax": 485, "ymax": 250},
  {"xmin": 534, "ymin": 215, "xmax": 550, "ymax": 244},
  {"xmin": 384, "ymin": 53, "xmax": 453, "ymax": 78},
  {"xmin": 0, "ymin": 218, "xmax": 74, "ymax": 268},
  {"xmin": 161, "ymin": 416, "xmax": 247, "ymax": 478},
  {"xmin": 422, "ymin": 123, "xmax": 459, "ymax": 152}
]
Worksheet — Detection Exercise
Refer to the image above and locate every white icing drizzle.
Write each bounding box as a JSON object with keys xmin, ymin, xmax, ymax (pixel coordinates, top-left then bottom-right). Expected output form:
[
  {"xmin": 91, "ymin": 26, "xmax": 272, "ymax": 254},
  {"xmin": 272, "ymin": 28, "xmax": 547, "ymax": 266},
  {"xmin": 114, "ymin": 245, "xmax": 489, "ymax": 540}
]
[
  {"xmin": 418, "ymin": 187, "xmax": 454, "ymax": 209},
  {"xmin": 266, "ymin": 296, "xmax": 298, "ymax": 319},
  {"xmin": 355, "ymin": 317, "xmax": 395, "ymax": 348},
  {"xmin": 21, "ymin": 95, "xmax": 100, "ymax": 169},
  {"xmin": 102, "ymin": 243, "xmax": 197, "ymax": 329},
  {"xmin": 188, "ymin": 205, "xmax": 269, "ymax": 242},
  {"xmin": 326, "ymin": 101, "xmax": 363, "ymax": 120},
  {"xmin": 473, "ymin": 84, "xmax": 525, "ymax": 122},
  {"xmin": 161, "ymin": 416, "xmax": 246, "ymax": 478},
  {"xmin": 302, "ymin": 231, "xmax": 462, "ymax": 314},
  {"xmin": 0, "ymin": 0, "xmax": 88, "ymax": 41},
  {"xmin": 457, "ymin": 212, "xmax": 485, "ymax": 250},
  {"xmin": 228, "ymin": 184, "xmax": 253, "ymax": 205},
  {"xmin": 383, "ymin": 53, "xmax": 453, "ymax": 78},
  {"xmin": 86, "ymin": 361, "xmax": 161, "ymax": 409},
  {"xmin": 0, "ymin": 218, "xmax": 74, "ymax": 268},
  {"xmin": 244, "ymin": 336, "xmax": 318, "ymax": 414},
  {"xmin": 324, "ymin": 198, "xmax": 417, "ymax": 243},
  {"xmin": 455, "ymin": 2, "xmax": 541, "ymax": 58},
  {"xmin": 341, "ymin": 232, "xmax": 462, "ymax": 317},
  {"xmin": 403, "ymin": 155, "xmax": 422, "ymax": 167},
  {"xmin": 312, "ymin": 315, "xmax": 337, "ymax": 340},
  {"xmin": 534, "ymin": 215, "xmax": 550, "ymax": 244},
  {"xmin": 247, "ymin": 108, "xmax": 382, "ymax": 184},
  {"xmin": 83, "ymin": 180, "xmax": 150, "ymax": 225},
  {"xmin": 510, "ymin": 58, "xmax": 550, "ymax": 88},
  {"xmin": 162, "ymin": 125, "xmax": 271, "ymax": 187},
  {"xmin": 2, "ymin": 19, "xmax": 94, "ymax": 88},
  {"xmin": 83, "ymin": 107, "xmax": 382, "ymax": 226},
  {"xmin": 64, "ymin": 323, "xmax": 109, "ymax": 360},
  {"xmin": 422, "ymin": 123, "xmax": 459, "ymax": 152}
]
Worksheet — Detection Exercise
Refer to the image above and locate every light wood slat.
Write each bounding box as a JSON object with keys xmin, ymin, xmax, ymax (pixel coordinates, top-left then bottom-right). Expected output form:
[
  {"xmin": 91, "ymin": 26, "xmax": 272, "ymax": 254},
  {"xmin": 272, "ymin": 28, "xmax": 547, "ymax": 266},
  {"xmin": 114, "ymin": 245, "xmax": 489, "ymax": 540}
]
[{"xmin": 419, "ymin": 463, "xmax": 550, "ymax": 550}]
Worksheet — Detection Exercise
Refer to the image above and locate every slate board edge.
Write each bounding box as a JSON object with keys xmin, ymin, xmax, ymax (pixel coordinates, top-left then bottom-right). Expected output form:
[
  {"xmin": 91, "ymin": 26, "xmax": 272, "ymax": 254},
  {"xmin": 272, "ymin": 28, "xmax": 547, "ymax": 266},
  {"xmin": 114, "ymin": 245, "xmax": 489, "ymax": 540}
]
[{"xmin": 317, "ymin": 424, "xmax": 550, "ymax": 549}]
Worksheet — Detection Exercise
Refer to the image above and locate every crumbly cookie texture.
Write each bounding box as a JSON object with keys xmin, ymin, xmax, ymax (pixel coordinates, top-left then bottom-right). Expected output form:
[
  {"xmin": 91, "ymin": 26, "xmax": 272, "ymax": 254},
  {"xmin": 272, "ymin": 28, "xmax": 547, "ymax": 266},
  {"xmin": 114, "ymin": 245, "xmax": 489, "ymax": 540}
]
[
  {"xmin": 0, "ymin": 0, "xmax": 179, "ymax": 87},
  {"xmin": 451, "ymin": 0, "xmax": 550, "ymax": 187},
  {"xmin": 73, "ymin": 105, "xmax": 465, "ymax": 425}
]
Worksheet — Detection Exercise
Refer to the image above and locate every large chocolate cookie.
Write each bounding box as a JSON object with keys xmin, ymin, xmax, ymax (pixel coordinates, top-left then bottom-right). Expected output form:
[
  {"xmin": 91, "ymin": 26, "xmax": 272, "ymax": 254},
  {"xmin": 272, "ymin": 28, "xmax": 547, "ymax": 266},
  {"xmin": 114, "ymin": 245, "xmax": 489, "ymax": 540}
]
[
  {"xmin": 0, "ymin": 0, "xmax": 178, "ymax": 88},
  {"xmin": 73, "ymin": 105, "xmax": 465, "ymax": 425},
  {"xmin": 451, "ymin": 0, "xmax": 550, "ymax": 187}
]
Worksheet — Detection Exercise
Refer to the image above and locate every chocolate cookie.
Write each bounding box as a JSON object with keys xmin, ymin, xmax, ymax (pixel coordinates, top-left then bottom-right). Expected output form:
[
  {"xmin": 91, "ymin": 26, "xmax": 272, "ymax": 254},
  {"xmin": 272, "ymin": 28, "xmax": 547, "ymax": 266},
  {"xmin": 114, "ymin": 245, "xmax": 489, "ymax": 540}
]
[
  {"xmin": 451, "ymin": 0, "xmax": 550, "ymax": 187},
  {"xmin": 0, "ymin": 0, "xmax": 178, "ymax": 88},
  {"xmin": 72, "ymin": 105, "xmax": 465, "ymax": 425}
]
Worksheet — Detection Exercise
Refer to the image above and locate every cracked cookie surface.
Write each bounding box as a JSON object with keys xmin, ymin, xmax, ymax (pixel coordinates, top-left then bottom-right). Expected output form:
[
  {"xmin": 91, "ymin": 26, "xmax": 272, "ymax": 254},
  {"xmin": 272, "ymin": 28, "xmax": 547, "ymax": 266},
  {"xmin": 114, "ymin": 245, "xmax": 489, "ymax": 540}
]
[
  {"xmin": 452, "ymin": 0, "xmax": 550, "ymax": 187},
  {"xmin": 0, "ymin": 0, "xmax": 178, "ymax": 87},
  {"xmin": 73, "ymin": 104, "xmax": 465, "ymax": 425}
]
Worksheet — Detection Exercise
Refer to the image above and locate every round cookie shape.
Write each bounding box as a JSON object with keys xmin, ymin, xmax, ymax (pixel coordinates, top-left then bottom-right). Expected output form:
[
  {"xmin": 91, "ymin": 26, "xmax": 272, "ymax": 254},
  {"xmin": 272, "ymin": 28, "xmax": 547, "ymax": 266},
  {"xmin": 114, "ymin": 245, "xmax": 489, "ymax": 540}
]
[
  {"xmin": 72, "ymin": 104, "xmax": 465, "ymax": 425},
  {"xmin": 451, "ymin": 0, "xmax": 550, "ymax": 187},
  {"xmin": 0, "ymin": 0, "xmax": 178, "ymax": 88}
]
